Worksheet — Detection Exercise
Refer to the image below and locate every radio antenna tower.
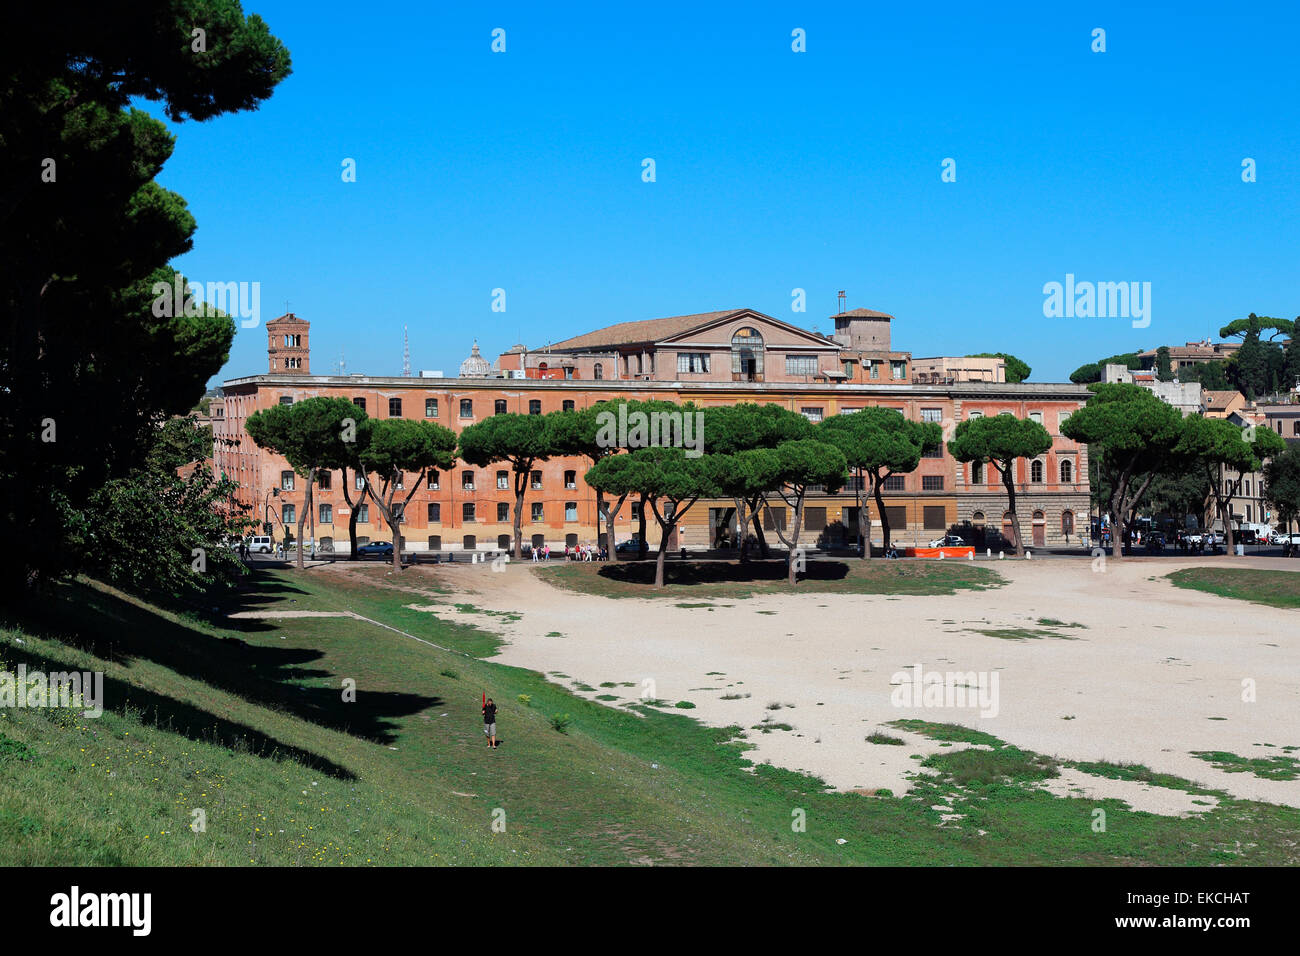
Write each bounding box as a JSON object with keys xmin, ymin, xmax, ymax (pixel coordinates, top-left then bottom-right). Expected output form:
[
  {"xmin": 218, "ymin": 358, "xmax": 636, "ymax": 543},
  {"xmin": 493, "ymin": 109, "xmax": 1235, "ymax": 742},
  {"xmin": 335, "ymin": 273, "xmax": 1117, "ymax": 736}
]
[{"xmin": 402, "ymin": 326, "xmax": 411, "ymax": 377}]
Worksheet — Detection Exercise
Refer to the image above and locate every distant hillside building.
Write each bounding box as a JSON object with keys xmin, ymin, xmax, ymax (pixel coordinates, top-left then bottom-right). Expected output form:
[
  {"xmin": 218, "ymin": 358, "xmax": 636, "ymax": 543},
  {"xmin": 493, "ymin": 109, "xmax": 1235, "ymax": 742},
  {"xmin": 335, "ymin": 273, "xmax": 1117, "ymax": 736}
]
[
  {"xmin": 1138, "ymin": 339, "xmax": 1240, "ymax": 375},
  {"xmin": 911, "ymin": 356, "xmax": 1007, "ymax": 385}
]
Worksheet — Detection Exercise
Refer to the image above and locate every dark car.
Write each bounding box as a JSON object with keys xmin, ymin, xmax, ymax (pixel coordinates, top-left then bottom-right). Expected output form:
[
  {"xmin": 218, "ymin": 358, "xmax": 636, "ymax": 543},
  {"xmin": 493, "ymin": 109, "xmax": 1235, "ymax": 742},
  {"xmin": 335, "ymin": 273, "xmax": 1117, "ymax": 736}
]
[
  {"xmin": 615, "ymin": 538, "xmax": 649, "ymax": 556},
  {"xmin": 356, "ymin": 541, "xmax": 394, "ymax": 557}
]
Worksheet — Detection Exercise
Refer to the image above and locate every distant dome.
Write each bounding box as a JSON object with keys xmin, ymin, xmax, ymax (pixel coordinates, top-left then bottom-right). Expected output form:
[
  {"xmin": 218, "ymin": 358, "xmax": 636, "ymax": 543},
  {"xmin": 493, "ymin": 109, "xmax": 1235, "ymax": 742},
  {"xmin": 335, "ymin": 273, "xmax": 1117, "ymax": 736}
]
[{"xmin": 458, "ymin": 340, "xmax": 492, "ymax": 378}]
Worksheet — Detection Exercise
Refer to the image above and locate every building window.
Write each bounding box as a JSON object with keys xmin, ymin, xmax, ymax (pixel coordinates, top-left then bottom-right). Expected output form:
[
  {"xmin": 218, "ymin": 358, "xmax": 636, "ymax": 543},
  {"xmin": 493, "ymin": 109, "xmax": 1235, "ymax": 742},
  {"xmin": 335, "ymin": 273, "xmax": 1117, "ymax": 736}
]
[
  {"xmin": 1060, "ymin": 459, "xmax": 1073, "ymax": 483},
  {"xmin": 564, "ymin": 367, "xmax": 574, "ymax": 380},
  {"xmin": 564, "ymin": 470, "xmax": 576, "ymax": 489},
  {"xmin": 530, "ymin": 470, "xmax": 542, "ymax": 490},
  {"xmin": 281, "ymin": 504, "xmax": 296, "ymax": 525},
  {"xmin": 786, "ymin": 356, "xmax": 817, "ymax": 376},
  {"xmin": 1031, "ymin": 459, "xmax": 1045, "ymax": 483},
  {"xmin": 869, "ymin": 362, "xmax": 880, "ymax": 380},
  {"xmin": 529, "ymin": 399, "xmax": 541, "ymax": 415},
  {"xmin": 496, "ymin": 470, "xmax": 509, "ymax": 490},
  {"xmin": 429, "ymin": 471, "xmax": 440, "ymax": 490},
  {"xmin": 531, "ymin": 502, "xmax": 544, "ymax": 522},
  {"xmin": 678, "ymin": 352, "xmax": 711, "ymax": 374},
  {"xmin": 921, "ymin": 408, "xmax": 943, "ymax": 423},
  {"xmin": 800, "ymin": 407, "xmax": 823, "ymax": 423},
  {"xmin": 565, "ymin": 502, "xmax": 578, "ymax": 522},
  {"xmin": 972, "ymin": 510, "xmax": 985, "ymax": 527},
  {"xmin": 460, "ymin": 399, "xmax": 473, "ymax": 418},
  {"xmin": 891, "ymin": 361, "xmax": 906, "ymax": 380},
  {"xmin": 842, "ymin": 359, "xmax": 856, "ymax": 377},
  {"xmin": 425, "ymin": 398, "xmax": 438, "ymax": 418},
  {"xmin": 281, "ymin": 471, "xmax": 295, "ymax": 491},
  {"xmin": 317, "ymin": 471, "xmax": 332, "ymax": 489},
  {"xmin": 972, "ymin": 461, "xmax": 984, "ymax": 484},
  {"xmin": 279, "ymin": 395, "xmax": 293, "ymax": 405},
  {"xmin": 427, "ymin": 503, "xmax": 440, "ymax": 522},
  {"xmin": 882, "ymin": 474, "xmax": 906, "ymax": 491},
  {"xmin": 462, "ymin": 471, "xmax": 475, "ymax": 490},
  {"xmin": 356, "ymin": 504, "xmax": 369, "ymax": 523},
  {"xmin": 923, "ymin": 506, "xmax": 946, "ymax": 530},
  {"xmin": 354, "ymin": 473, "xmax": 365, "ymax": 490},
  {"xmin": 922, "ymin": 445, "xmax": 943, "ymax": 459},
  {"xmin": 1062, "ymin": 511, "xmax": 1075, "ymax": 536},
  {"xmin": 462, "ymin": 503, "xmax": 475, "ymax": 522},
  {"xmin": 922, "ymin": 475, "xmax": 944, "ymax": 491},
  {"xmin": 968, "ymin": 410, "xmax": 983, "ymax": 420},
  {"xmin": 497, "ymin": 502, "xmax": 510, "ymax": 522},
  {"xmin": 731, "ymin": 328, "xmax": 764, "ymax": 379},
  {"xmin": 386, "ymin": 397, "xmax": 401, "ymax": 417},
  {"xmin": 563, "ymin": 400, "xmax": 575, "ymax": 412},
  {"xmin": 593, "ymin": 363, "xmax": 603, "ymax": 380},
  {"xmin": 319, "ymin": 504, "xmax": 332, "ymax": 524},
  {"xmin": 630, "ymin": 502, "xmax": 642, "ymax": 521}
]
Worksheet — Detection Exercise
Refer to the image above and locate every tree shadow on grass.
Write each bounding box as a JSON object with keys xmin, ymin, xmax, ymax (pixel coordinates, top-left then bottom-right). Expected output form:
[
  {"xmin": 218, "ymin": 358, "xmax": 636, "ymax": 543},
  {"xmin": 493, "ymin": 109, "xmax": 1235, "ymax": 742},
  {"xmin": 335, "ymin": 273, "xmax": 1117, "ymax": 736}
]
[
  {"xmin": 4, "ymin": 580, "xmax": 438, "ymax": 747},
  {"xmin": 595, "ymin": 559, "xmax": 851, "ymax": 588},
  {"xmin": 1, "ymin": 643, "xmax": 355, "ymax": 779}
]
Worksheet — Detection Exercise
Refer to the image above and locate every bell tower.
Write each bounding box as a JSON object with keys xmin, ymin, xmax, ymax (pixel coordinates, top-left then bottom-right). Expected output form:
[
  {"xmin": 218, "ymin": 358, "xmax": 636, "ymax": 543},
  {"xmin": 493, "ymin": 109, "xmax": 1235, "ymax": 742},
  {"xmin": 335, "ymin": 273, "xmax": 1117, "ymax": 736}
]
[{"xmin": 267, "ymin": 313, "xmax": 310, "ymax": 374}]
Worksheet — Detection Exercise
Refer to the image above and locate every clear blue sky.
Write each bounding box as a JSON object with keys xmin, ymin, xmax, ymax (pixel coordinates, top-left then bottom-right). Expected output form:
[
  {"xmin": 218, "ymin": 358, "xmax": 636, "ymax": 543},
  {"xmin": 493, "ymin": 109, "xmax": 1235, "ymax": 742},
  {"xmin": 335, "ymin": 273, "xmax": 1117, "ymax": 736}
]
[{"xmin": 151, "ymin": 0, "xmax": 1300, "ymax": 385}]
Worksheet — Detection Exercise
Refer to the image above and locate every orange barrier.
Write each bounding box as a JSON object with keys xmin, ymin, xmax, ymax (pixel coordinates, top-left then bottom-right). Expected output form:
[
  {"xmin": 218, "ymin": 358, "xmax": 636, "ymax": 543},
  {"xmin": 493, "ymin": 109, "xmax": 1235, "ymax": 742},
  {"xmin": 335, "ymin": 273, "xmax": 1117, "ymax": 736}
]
[{"xmin": 906, "ymin": 547, "xmax": 975, "ymax": 559}]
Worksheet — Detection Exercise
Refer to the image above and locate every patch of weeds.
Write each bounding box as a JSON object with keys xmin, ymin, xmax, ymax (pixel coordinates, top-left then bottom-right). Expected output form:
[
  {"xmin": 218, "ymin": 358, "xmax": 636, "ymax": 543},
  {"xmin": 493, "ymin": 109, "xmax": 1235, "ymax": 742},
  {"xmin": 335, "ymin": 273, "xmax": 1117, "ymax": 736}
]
[
  {"xmin": 720, "ymin": 693, "xmax": 751, "ymax": 700},
  {"xmin": 1036, "ymin": 618, "xmax": 1087, "ymax": 629},
  {"xmin": 888, "ymin": 720, "xmax": 1002, "ymax": 748},
  {"xmin": 866, "ymin": 732, "xmax": 905, "ymax": 746},
  {"xmin": 675, "ymin": 701, "xmax": 696, "ymax": 709},
  {"xmin": 439, "ymin": 668, "xmax": 459, "ymax": 679},
  {"xmin": 1192, "ymin": 750, "xmax": 1300, "ymax": 782},
  {"xmin": 549, "ymin": 713, "xmax": 573, "ymax": 734}
]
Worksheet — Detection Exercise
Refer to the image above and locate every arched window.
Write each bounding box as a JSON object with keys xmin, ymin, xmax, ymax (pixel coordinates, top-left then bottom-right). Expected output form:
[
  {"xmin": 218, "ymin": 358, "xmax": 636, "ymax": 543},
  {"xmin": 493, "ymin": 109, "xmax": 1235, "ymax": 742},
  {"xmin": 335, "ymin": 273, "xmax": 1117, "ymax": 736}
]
[
  {"xmin": 1062, "ymin": 511, "xmax": 1075, "ymax": 536},
  {"xmin": 971, "ymin": 511, "xmax": 985, "ymax": 526},
  {"xmin": 1031, "ymin": 459, "xmax": 1044, "ymax": 483},
  {"xmin": 538, "ymin": 362, "xmax": 548, "ymax": 377},
  {"xmin": 1032, "ymin": 510, "xmax": 1045, "ymax": 522},
  {"xmin": 593, "ymin": 363, "xmax": 603, "ymax": 380},
  {"xmin": 1060, "ymin": 459, "xmax": 1073, "ymax": 483},
  {"xmin": 731, "ymin": 327, "xmax": 764, "ymax": 380}
]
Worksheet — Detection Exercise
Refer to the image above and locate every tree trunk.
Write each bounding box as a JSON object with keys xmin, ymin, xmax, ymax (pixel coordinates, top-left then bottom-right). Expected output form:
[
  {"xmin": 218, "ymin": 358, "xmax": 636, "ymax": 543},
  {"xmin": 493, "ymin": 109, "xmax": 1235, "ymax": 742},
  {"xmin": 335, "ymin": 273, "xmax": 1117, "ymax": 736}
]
[
  {"xmin": 512, "ymin": 471, "xmax": 526, "ymax": 560},
  {"xmin": 872, "ymin": 470, "xmax": 891, "ymax": 550},
  {"xmin": 637, "ymin": 495, "xmax": 648, "ymax": 556},
  {"xmin": 597, "ymin": 489, "xmax": 614, "ymax": 562},
  {"xmin": 747, "ymin": 495, "xmax": 770, "ymax": 558},
  {"xmin": 1001, "ymin": 462, "xmax": 1024, "ymax": 556},
  {"xmin": 297, "ymin": 469, "xmax": 315, "ymax": 569},
  {"xmin": 733, "ymin": 497, "xmax": 747, "ymax": 562},
  {"xmin": 389, "ymin": 501, "xmax": 403, "ymax": 572},
  {"xmin": 787, "ymin": 494, "xmax": 805, "ymax": 585},
  {"xmin": 341, "ymin": 468, "xmax": 365, "ymax": 560}
]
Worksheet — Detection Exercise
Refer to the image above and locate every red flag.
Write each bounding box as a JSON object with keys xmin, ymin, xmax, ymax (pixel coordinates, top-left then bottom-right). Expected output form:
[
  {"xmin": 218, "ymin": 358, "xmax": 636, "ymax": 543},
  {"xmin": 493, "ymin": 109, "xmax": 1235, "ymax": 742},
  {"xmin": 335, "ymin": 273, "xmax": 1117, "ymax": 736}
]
[{"xmin": 482, "ymin": 691, "xmax": 486, "ymax": 709}]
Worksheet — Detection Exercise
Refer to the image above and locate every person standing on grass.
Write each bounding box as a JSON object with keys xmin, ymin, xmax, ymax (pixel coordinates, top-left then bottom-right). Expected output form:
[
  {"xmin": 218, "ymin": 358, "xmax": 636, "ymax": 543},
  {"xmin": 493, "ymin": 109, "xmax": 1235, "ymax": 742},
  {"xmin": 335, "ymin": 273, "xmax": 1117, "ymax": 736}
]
[{"xmin": 482, "ymin": 694, "xmax": 498, "ymax": 749}]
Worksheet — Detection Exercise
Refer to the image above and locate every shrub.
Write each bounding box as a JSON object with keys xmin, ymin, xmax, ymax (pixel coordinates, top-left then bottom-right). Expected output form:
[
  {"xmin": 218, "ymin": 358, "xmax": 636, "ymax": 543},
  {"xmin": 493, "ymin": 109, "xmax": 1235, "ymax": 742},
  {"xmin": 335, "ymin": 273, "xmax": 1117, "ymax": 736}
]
[{"xmin": 549, "ymin": 713, "xmax": 572, "ymax": 734}]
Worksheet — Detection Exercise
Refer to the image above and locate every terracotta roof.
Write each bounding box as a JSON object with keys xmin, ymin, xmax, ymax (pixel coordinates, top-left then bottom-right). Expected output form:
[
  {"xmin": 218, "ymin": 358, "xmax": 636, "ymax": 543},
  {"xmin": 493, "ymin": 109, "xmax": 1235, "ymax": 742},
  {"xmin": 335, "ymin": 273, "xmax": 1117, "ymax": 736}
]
[
  {"xmin": 538, "ymin": 310, "xmax": 746, "ymax": 352},
  {"xmin": 1204, "ymin": 390, "xmax": 1243, "ymax": 410}
]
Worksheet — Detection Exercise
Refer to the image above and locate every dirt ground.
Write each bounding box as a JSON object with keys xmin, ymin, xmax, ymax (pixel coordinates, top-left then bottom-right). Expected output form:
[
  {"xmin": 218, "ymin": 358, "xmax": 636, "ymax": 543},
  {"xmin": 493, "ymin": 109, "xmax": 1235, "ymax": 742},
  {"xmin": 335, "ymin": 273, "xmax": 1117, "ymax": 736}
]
[{"xmin": 407, "ymin": 555, "xmax": 1300, "ymax": 813}]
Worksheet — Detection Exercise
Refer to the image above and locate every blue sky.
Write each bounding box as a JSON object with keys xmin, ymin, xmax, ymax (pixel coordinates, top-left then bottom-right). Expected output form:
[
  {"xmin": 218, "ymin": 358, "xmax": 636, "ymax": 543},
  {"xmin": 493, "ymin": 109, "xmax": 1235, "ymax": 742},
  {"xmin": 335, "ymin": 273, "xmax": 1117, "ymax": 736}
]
[{"xmin": 152, "ymin": 1, "xmax": 1300, "ymax": 385}]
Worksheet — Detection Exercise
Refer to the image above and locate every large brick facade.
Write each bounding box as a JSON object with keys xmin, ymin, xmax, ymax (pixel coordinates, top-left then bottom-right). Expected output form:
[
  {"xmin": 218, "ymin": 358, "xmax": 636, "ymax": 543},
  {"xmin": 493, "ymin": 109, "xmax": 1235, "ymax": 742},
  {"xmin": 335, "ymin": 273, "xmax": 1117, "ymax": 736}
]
[{"xmin": 214, "ymin": 356, "xmax": 1092, "ymax": 555}]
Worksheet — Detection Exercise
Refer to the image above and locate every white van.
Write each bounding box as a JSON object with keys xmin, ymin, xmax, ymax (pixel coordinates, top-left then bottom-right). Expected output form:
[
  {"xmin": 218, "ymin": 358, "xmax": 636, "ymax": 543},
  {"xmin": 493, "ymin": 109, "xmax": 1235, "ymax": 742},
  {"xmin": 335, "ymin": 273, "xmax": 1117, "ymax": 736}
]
[{"xmin": 248, "ymin": 535, "xmax": 273, "ymax": 553}]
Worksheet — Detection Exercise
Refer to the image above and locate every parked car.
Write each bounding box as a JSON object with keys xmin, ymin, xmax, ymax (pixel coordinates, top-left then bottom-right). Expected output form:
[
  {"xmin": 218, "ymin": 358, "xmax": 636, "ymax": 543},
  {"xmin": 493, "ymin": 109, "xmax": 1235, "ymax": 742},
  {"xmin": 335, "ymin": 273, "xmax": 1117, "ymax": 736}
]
[
  {"xmin": 928, "ymin": 534, "xmax": 966, "ymax": 548},
  {"xmin": 615, "ymin": 538, "xmax": 649, "ymax": 556},
  {"xmin": 356, "ymin": 541, "xmax": 394, "ymax": 557},
  {"xmin": 247, "ymin": 535, "xmax": 273, "ymax": 554}
]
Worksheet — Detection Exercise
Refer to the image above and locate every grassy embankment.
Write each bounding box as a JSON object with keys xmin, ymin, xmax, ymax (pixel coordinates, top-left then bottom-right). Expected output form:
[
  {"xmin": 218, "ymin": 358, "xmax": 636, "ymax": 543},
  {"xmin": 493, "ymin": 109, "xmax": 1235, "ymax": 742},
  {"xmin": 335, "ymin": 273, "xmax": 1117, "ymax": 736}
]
[{"xmin": 2, "ymin": 563, "xmax": 1298, "ymax": 865}]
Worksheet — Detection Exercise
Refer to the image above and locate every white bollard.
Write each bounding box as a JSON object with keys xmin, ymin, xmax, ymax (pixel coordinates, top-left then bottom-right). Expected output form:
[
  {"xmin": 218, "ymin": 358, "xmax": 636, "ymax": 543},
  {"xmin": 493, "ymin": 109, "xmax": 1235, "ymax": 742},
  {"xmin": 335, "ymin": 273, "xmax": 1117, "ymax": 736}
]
[
  {"xmin": 998, "ymin": 551, "xmax": 1004, "ymax": 560},
  {"xmin": 1025, "ymin": 550, "xmax": 1032, "ymax": 560},
  {"xmin": 986, "ymin": 548, "xmax": 991, "ymax": 558},
  {"xmin": 939, "ymin": 550, "xmax": 945, "ymax": 559},
  {"xmin": 967, "ymin": 551, "xmax": 974, "ymax": 560}
]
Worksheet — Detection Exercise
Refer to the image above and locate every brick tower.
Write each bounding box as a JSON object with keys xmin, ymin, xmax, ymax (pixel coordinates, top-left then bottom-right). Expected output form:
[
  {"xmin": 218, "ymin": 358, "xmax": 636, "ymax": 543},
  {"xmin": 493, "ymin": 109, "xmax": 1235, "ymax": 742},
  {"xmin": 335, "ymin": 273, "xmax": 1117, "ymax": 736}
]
[{"xmin": 267, "ymin": 313, "xmax": 310, "ymax": 373}]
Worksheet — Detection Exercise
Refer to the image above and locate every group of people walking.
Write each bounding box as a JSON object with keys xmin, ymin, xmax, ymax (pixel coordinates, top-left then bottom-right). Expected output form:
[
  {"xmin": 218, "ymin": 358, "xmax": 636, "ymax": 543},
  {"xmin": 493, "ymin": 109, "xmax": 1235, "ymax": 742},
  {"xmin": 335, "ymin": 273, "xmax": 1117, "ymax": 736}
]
[{"xmin": 529, "ymin": 543, "xmax": 608, "ymax": 562}]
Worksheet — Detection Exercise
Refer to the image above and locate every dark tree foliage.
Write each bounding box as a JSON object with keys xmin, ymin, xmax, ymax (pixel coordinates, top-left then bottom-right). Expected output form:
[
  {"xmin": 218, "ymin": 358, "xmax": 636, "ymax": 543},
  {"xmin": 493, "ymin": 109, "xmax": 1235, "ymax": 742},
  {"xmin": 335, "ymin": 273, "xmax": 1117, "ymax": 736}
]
[{"xmin": 0, "ymin": 2, "xmax": 291, "ymax": 590}]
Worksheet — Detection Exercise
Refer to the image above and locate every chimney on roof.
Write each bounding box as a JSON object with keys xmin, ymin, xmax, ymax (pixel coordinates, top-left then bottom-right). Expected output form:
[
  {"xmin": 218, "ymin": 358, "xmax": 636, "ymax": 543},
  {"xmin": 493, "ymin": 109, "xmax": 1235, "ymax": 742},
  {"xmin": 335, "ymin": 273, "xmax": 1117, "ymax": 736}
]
[{"xmin": 837, "ymin": 290, "xmax": 846, "ymax": 314}]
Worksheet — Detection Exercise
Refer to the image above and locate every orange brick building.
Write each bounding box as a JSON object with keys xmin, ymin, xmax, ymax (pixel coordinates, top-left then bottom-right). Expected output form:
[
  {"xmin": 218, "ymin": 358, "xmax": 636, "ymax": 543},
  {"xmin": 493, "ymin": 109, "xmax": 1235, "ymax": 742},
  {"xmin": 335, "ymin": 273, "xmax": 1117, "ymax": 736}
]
[{"xmin": 213, "ymin": 309, "xmax": 1093, "ymax": 554}]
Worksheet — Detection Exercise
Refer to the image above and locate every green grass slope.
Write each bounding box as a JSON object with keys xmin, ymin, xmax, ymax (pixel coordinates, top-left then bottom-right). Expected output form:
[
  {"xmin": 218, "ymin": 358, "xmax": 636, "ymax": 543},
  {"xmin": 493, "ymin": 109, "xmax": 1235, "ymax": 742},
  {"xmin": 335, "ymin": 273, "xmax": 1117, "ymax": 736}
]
[{"xmin": 2, "ymin": 566, "xmax": 1297, "ymax": 866}]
